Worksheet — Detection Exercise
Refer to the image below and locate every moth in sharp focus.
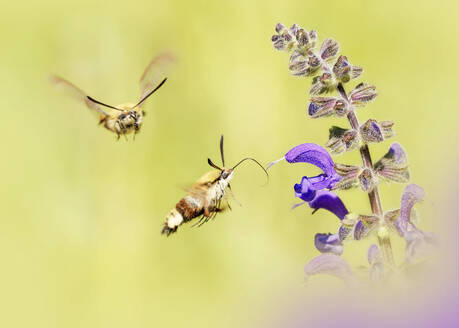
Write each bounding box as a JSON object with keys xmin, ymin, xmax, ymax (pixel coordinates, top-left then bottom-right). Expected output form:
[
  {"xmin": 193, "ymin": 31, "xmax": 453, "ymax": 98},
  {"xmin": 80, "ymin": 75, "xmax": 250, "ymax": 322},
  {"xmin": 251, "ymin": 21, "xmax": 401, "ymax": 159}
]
[
  {"xmin": 162, "ymin": 135, "xmax": 268, "ymax": 236},
  {"xmin": 51, "ymin": 53, "xmax": 174, "ymax": 139}
]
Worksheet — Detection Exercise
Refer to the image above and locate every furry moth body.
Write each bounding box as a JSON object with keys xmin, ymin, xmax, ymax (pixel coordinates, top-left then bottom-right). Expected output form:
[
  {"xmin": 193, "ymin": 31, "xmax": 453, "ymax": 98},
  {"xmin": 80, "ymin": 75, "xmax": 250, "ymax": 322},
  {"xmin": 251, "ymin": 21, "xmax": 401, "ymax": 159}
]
[
  {"xmin": 161, "ymin": 135, "xmax": 267, "ymax": 236},
  {"xmin": 162, "ymin": 169, "xmax": 234, "ymax": 235}
]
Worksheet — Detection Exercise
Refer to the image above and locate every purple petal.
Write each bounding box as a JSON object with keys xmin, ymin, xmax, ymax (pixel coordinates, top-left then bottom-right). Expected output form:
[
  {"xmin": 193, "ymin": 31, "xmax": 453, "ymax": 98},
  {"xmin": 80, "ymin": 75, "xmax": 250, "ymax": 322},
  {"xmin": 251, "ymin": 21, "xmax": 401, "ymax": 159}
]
[
  {"xmin": 294, "ymin": 176, "xmax": 319, "ymax": 201},
  {"xmin": 395, "ymin": 184, "xmax": 425, "ymax": 236},
  {"xmin": 354, "ymin": 216, "xmax": 379, "ymax": 240},
  {"xmin": 304, "ymin": 254, "xmax": 357, "ymax": 285},
  {"xmin": 309, "ymin": 190, "xmax": 349, "ymax": 220},
  {"xmin": 285, "ymin": 143, "xmax": 339, "ymax": 189},
  {"xmin": 314, "ymin": 233, "xmax": 343, "ymax": 255},
  {"xmin": 388, "ymin": 142, "xmax": 408, "ymax": 166}
]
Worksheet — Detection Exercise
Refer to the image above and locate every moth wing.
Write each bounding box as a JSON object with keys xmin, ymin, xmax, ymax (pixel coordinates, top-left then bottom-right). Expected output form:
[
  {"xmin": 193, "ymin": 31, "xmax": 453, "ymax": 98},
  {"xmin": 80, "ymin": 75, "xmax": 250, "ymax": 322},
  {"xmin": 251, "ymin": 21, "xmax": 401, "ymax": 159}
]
[
  {"xmin": 138, "ymin": 52, "xmax": 175, "ymax": 102},
  {"xmin": 50, "ymin": 75, "xmax": 111, "ymax": 116}
]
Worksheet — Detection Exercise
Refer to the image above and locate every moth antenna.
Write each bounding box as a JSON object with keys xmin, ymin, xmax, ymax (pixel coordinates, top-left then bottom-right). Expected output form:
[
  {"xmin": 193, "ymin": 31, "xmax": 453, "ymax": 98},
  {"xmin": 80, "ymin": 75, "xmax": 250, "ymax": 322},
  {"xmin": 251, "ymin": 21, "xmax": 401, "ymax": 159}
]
[
  {"xmin": 232, "ymin": 157, "xmax": 269, "ymax": 184},
  {"xmin": 219, "ymin": 135, "xmax": 225, "ymax": 167},
  {"xmin": 207, "ymin": 158, "xmax": 222, "ymax": 171},
  {"xmin": 133, "ymin": 77, "xmax": 167, "ymax": 108},
  {"xmin": 87, "ymin": 96, "xmax": 123, "ymax": 111}
]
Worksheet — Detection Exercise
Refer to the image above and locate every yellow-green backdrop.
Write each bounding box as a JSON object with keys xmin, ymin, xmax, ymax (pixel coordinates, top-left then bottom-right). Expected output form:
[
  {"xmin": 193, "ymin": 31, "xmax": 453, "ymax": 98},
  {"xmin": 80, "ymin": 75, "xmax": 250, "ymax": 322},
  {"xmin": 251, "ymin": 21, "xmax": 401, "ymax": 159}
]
[{"xmin": 1, "ymin": 0, "xmax": 458, "ymax": 327}]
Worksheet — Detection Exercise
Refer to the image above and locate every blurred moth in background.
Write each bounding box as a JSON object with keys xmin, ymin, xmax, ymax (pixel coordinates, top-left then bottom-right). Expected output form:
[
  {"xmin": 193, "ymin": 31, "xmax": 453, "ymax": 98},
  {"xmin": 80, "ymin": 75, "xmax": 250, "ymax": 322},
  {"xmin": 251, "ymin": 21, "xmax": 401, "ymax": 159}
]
[
  {"xmin": 51, "ymin": 53, "xmax": 174, "ymax": 139},
  {"xmin": 162, "ymin": 135, "xmax": 268, "ymax": 236}
]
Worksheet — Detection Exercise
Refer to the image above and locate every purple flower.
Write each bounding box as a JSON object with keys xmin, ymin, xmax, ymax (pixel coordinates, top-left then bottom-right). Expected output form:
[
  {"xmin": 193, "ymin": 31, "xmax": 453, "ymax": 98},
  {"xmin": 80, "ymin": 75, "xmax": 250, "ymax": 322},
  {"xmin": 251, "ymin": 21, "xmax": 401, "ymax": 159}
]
[
  {"xmin": 304, "ymin": 254, "xmax": 358, "ymax": 285},
  {"xmin": 268, "ymin": 144, "xmax": 349, "ymax": 254},
  {"xmin": 395, "ymin": 184, "xmax": 436, "ymax": 262},
  {"xmin": 308, "ymin": 190, "xmax": 348, "ymax": 220},
  {"xmin": 284, "ymin": 143, "xmax": 341, "ymax": 186},
  {"xmin": 314, "ymin": 233, "xmax": 343, "ymax": 255},
  {"xmin": 269, "ymin": 143, "xmax": 343, "ymax": 203}
]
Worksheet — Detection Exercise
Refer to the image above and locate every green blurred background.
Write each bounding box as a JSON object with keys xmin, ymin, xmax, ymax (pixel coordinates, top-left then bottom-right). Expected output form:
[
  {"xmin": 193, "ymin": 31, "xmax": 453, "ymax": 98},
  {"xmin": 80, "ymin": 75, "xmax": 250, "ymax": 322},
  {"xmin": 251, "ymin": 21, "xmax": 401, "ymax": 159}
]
[{"xmin": 1, "ymin": 0, "xmax": 458, "ymax": 327}]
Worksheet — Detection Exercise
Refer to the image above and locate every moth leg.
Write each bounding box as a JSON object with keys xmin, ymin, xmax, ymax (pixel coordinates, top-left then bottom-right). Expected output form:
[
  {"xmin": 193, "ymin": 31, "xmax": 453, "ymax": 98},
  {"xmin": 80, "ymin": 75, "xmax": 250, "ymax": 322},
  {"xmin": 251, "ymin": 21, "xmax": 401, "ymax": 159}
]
[
  {"xmin": 133, "ymin": 124, "xmax": 139, "ymax": 141},
  {"xmin": 191, "ymin": 215, "xmax": 206, "ymax": 227},
  {"xmin": 203, "ymin": 199, "xmax": 221, "ymax": 225},
  {"xmin": 114, "ymin": 121, "xmax": 122, "ymax": 140},
  {"xmin": 224, "ymin": 194, "xmax": 232, "ymax": 211},
  {"xmin": 228, "ymin": 184, "xmax": 242, "ymax": 207}
]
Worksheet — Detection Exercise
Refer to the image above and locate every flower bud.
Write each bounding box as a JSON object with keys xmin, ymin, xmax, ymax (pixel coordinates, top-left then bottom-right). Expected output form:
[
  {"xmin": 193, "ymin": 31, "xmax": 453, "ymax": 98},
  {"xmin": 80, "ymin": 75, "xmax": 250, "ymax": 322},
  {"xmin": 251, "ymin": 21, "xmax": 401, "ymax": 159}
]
[
  {"xmin": 333, "ymin": 55, "xmax": 363, "ymax": 83},
  {"xmin": 320, "ymin": 38, "xmax": 340, "ymax": 61},
  {"xmin": 271, "ymin": 23, "xmax": 296, "ymax": 51},
  {"xmin": 308, "ymin": 30, "xmax": 317, "ymax": 47},
  {"xmin": 354, "ymin": 215, "xmax": 379, "ymax": 240},
  {"xmin": 310, "ymin": 73, "xmax": 335, "ymax": 95},
  {"xmin": 289, "ymin": 50, "xmax": 320, "ymax": 77},
  {"xmin": 308, "ymin": 97, "xmax": 348, "ymax": 118},
  {"xmin": 295, "ymin": 27, "xmax": 316, "ymax": 51},
  {"xmin": 374, "ymin": 143, "xmax": 410, "ymax": 183},
  {"xmin": 326, "ymin": 126, "xmax": 360, "ymax": 154},
  {"xmin": 338, "ymin": 213, "xmax": 358, "ymax": 241},
  {"xmin": 349, "ymin": 83, "xmax": 378, "ymax": 106},
  {"xmin": 358, "ymin": 168, "xmax": 377, "ymax": 192},
  {"xmin": 360, "ymin": 119, "xmax": 395, "ymax": 143},
  {"xmin": 332, "ymin": 163, "xmax": 360, "ymax": 190}
]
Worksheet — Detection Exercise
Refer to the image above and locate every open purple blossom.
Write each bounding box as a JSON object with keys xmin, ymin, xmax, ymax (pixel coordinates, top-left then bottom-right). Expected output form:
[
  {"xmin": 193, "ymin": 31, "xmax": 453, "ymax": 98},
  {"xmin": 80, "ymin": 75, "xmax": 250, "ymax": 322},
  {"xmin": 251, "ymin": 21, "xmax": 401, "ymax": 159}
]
[
  {"xmin": 304, "ymin": 253, "xmax": 358, "ymax": 285},
  {"xmin": 268, "ymin": 143, "xmax": 343, "ymax": 201},
  {"xmin": 303, "ymin": 245, "xmax": 388, "ymax": 284},
  {"xmin": 314, "ymin": 233, "xmax": 343, "ymax": 255},
  {"xmin": 395, "ymin": 184, "xmax": 436, "ymax": 262},
  {"xmin": 269, "ymin": 143, "xmax": 349, "ymax": 254},
  {"xmin": 268, "ymin": 143, "xmax": 341, "ymax": 188}
]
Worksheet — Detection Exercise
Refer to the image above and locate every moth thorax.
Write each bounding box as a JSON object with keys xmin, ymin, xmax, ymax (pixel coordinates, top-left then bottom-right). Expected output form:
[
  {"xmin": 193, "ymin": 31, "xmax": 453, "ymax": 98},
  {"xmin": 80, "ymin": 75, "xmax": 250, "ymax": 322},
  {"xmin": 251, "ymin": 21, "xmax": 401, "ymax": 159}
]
[{"xmin": 117, "ymin": 108, "xmax": 142, "ymax": 131}]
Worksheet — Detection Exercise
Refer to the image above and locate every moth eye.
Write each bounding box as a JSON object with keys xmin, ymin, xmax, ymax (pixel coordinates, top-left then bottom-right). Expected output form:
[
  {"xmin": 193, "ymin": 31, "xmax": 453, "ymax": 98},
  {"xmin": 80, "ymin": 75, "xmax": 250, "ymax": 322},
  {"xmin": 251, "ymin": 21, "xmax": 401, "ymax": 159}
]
[{"xmin": 221, "ymin": 171, "xmax": 229, "ymax": 179}]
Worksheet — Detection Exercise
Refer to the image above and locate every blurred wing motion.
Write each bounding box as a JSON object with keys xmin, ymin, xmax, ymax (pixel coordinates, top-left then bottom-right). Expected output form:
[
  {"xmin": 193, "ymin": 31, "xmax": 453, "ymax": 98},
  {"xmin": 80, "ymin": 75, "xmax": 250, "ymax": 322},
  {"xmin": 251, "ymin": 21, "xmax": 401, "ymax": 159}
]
[
  {"xmin": 50, "ymin": 75, "xmax": 109, "ymax": 116},
  {"xmin": 139, "ymin": 52, "xmax": 175, "ymax": 103}
]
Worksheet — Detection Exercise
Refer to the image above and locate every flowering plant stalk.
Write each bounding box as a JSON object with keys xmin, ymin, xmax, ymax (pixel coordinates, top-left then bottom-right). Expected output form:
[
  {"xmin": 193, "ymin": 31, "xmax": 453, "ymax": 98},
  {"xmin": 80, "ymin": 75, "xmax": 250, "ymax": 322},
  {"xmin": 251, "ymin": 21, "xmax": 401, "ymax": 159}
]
[{"xmin": 270, "ymin": 23, "xmax": 435, "ymax": 282}]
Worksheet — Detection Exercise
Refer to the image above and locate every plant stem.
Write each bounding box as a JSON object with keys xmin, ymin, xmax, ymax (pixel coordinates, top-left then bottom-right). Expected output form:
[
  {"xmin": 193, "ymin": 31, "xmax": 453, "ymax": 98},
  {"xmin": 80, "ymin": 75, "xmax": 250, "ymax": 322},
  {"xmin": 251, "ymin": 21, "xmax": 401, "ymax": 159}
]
[{"xmin": 337, "ymin": 83, "xmax": 394, "ymax": 267}]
